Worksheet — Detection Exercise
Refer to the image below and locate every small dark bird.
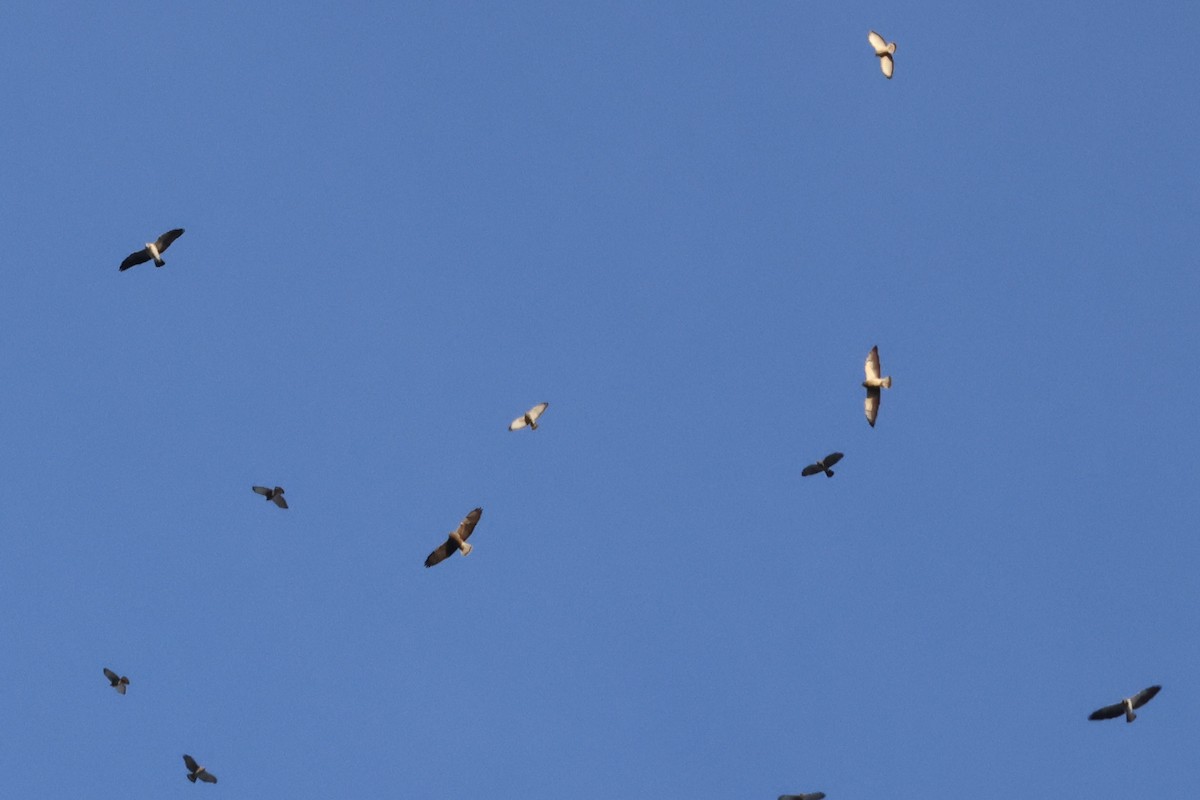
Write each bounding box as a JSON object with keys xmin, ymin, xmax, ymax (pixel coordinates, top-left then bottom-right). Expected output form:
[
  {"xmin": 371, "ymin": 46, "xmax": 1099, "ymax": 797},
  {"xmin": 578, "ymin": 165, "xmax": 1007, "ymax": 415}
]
[
  {"xmin": 1089, "ymin": 685, "xmax": 1161, "ymax": 723},
  {"xmin": 183, "ymin": 754, "xmax": 217, "ymax": 784},
  {"xmin": 425, "ymin": 508, "xmax": 483, "ymax": 567},
  {"xmin": 780, "ymin": 794, "xmax": 826, "ymax": 800},
  {"xmin": 252, "ymin": 485, "xmax": 288, "ymax": 509},
  {"xmin": 801, "ymin": 452, "xmax": 844, "ymax": 478},
  {"xmin": 119, "ymin": 229, "xmax": 185, "ymax": 271},
  {"xmin": 509, "ymin": 402, "xmax": 549, "ymax": 431},
  {"xmin": 863, "ymin": 346, "xmax": 892, "ymax": 427},
  {"xmin": 102, "ymin": 667, "xmax": 129, "ymax": 695},
  {"xmin": 867, "ymin": 30, "xmax": 897, "ymax": 79}
]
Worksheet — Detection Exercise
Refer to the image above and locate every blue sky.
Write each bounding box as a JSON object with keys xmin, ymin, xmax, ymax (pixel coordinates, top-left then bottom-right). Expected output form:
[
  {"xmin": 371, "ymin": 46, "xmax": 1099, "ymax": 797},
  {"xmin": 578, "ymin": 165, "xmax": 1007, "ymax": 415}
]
[{"xmin": 0, "ymin": 2, "xmax": 1196, "ymax": 797}]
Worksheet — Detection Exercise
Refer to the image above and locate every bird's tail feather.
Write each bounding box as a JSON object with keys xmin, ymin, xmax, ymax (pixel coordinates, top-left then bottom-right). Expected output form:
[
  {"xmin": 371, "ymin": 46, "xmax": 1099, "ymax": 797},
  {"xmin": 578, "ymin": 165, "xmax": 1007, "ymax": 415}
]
[
  {"xmin": 154, "ymin": 257, "xmax": 165, "ymax": 267},
  {"xmin": 888, "ymin": 42, "xmax": 897, "ymax": 54},
  {"xmin": 188, "ymin": 774, "xmax": 197, "ymax": 783},
  {"xmin": 530, "ymin": 421, "xmax": 538, "ymax": 430},
  {"xmin": 824, "ymin": 469, "xmax": 834, "ymax": 478},
  {"xmin": 1126, "ymin": 709, "xmax": 1137, "ymax": 723},
  {"xmin": 881, "ymin": 376, "xmax": 892, "ymax": 388},
  {"xmin": 460, "ymin": 542, "xmax": 473, "ymax": 556}
]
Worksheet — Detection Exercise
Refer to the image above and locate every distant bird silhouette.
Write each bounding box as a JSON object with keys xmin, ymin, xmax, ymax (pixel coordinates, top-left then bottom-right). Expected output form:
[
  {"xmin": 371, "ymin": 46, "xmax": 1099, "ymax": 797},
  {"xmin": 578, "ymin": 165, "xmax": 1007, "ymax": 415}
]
[
  {"xmin": 425, "ymin": 507, "xmax": 483, "ymax": 567},
  {"xmin": 119, "ymin": 228, "xmax": 185, "ymax": 271},
  {"xmin": 1089, "ymin": 685, "xmax": 1161, "ymax": 723},
  {"xmin": 102, "ymin": 667, "xmax": 129, "ymax": 695},
  {"xmin": 801, "ymin": 452, "xmax": 844, "ymax": 478},
  {"xmin": 780, "ymin": 794, "xmax": 826, "ymax": 800},
  {"xmin": 183, "ymin": 754, "xmax": 217, "ymax": 784},
  {"xmin": 509, "ymin": 402, "xmax": 549, "ymax": 431},
  {"xmin": 252, "ymin": 485, "xmax": 288, "ymax": 509},
  {"xmin": 863, "ymin": 346, "xmax": 892, "ymax": 427},
  {"xmin": 868, "ymin": 30, "xmax": 896, "ymax": 79}
]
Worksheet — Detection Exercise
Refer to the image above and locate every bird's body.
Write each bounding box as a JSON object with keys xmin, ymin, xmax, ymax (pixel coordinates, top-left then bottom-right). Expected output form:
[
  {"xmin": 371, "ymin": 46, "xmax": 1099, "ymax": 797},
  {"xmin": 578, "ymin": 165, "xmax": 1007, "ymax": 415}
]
[
  {"xmin": 119, "ymin": 228, "xmax": 184, "ymax": 271},
  {"xmin": 1089, "ymin": 685, "xmax": 1161, "ymax": 723},
  {"xmin": 780, "ymin": 794, "xmax": 826, "ymax": 800},
  {"xmin": 425, "ymin": 507, "xmax": 483, "ymax": 567},
  {"xmin": 183, "ymin": 754, "xmax": 217, "ymax": 784},
  {"xmin": 252, "ymin": 485, "xmax": 288, "ymax": 509},
  {"xmin": 801, "ymin": 452, "xmax": 844, "ymax": 478},
  {"xmin": 863, "ymin": 346, "xmax": 892, "ymax": 427},
  {"xmin": 868, "ymin": 30, "xmax": 896, "ymax": 79},
  {"xmin": 509, "ymin": 402, "xmax": 549, "ymax": 431},
  {"xmin": 102, "ymin": 667, "xmax": 129, "ymax": 695}
]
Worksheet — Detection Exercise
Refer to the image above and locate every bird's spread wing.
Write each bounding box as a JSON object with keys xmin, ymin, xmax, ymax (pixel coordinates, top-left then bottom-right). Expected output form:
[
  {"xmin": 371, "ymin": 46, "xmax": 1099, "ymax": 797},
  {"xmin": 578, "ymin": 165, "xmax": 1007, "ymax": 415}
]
[
  {"xmin": 272, "ymin": 491, "xmax": 288, "ymax": 509},
  {"xmin": 868, "ymin": 30, "xmax": 888, "ymax": 54},
  {"xmin": 1131, "ymin": 685, "xmax": 1161, "ymax": 709},
  {"xmin": 119, "ymin": 248, "xmax": 151, "ymax": 271},
  {"xmin": 527, "ymin": 402, "xmax": 548, "ymax": 421},
  {"xmin": 103, "ymin": 667, "xmax": 119, "ymax": 683},
  {"xmin": 198, "ymin": 771, "xmax": 217, "ymax": 783},
  {"xmin": 881, "ymin": 54, "xmax": 894, "ymax": 79},
  {"xmin": 865, "ymin": 346, "xmax": 881, "ymax": 381},
  {"xmin": 252, "ymin": 486, "xmax": 271, "ymax": 497},
  {"xmin": 801, "ymin": 463, "xmax": 822, "ymax": 477},
  {"xmin": 1089, "ymin": 702, "xmax": 1126, "ymax": 720},
  {"xmin": 865, "ymin": 387, "xmax": 880, "ymax": 426},
  {"xmin": 781, "ymin": 794, "xmax": 826, "ymax": 800},
  {"xmin": 155, "ymin": 228, "xmax": 184, "ymax": 252},
  {"xmin": 456, "ymin": 507, "xmax": 482, "ymax": 542},
  {"xmin": 508, "ymin": 415, "xmax": 528, "ymax": 431},
  {"xmin": 183, "ymin": 755, "xmax": 199, "ymax": 772},
  {"xmin": 116, "ymin": 681, "xmax": 127, "ymax": 695},
  {"xmin": 424, "ymin": 537, "xmax": 455, "ymax": 568}
]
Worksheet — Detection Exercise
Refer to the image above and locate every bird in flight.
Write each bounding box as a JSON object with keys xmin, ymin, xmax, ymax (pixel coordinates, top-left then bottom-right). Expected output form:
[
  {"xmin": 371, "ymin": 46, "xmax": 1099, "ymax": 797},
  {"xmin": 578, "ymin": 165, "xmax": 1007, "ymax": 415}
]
[
  {"xmin": 868, "ymin": 30, "xmax": 896, "ymax": 79},
  {"xmin": 183, "ymin": 754, "xmax": 217, "ymax": 784},
  {"xmin": 102, "ymin": 667, "xmax": 129, "ymax": 695},
  {"xmin": 509, "ymin": 402, "xmax": 549, "ymax": 431},
  {"xmin": 801, "ymin": 452, "xmax": 844, "ymax": 478},
  {"xmin": 119, "ymin": 228, "xmax": 185, "ymax": 271},
  {"xmin": 1089, "ymin": 685, "xmax": 1161, "ymax": 723},
  {"xmin": 863, "ymin": 346, "xmax": 892, "ymax": 427},
  {"xmin": 780, "ymin": 794, "xmax": 826, "ymax": 800},
  {"xmin": 252, "ymin": 485, "xmax": 288, "ymax": 509},
  {"xmin": 425, "ymin": 507, "xmax": 483, "ymax": 567}
]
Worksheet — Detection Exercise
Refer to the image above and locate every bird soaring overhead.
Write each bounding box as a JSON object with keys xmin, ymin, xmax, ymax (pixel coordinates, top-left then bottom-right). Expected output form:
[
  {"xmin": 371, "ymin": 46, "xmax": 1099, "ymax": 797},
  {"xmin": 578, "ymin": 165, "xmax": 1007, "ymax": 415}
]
[
  {"xmin": 182, "ymin": 754, "xmax": 217, "ymax": 784},
  {"xmin": 863, "ymin": 346, "xmax": 892, "ymax": 427},
  {"xmin": 102, "ymin": 667, "xmax": 129, "ymax": 695},
  {"xmin": 252, "ymin": 485, "xmax": 288, "ymax": 509},
  {"xmin": 780, "ymin": 794, "xmax": 826, "ymax": 800},
  {"xmin": 801, "ymin": 452, "xmax": 844, "ymax": 478},
  {"xmin": 509, "ymin": 402, "xmax": 549, "ymax": 431},
  {"xmin": 119, "ymin": 228, "xmax": 184, "ymax": 271},
  {"xmin": 424, "ymin": 507, "xmax": 483, "ymax": 568},
  {"xmin": 868, "ymin": 30, "xmax": 896, "ymax": 79},
  {"xmin": 1089, "ymin": 685, "xmax": 1161, "ymax": 723}
]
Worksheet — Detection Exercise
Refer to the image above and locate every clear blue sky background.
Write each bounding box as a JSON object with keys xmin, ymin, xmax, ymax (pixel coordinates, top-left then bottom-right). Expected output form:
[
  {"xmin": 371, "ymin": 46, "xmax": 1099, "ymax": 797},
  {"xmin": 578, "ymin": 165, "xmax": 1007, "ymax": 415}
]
[{"xmin": 0, "ymin": 2, "xmax": 1196, "ymax": 797}]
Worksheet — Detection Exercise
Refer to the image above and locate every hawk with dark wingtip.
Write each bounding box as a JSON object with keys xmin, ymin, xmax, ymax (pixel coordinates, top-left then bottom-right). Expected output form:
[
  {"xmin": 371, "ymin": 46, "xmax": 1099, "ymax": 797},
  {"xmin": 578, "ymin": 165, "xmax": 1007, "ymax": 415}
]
[
  {"xmin": 780, "ymin": 793, "xmax": 826, "ymax": 800},
  {"xmin": 119, "ymin": 228, "xmax": 185, "ymax": 271},
  {"xmin": 252, "ymin": 485, "xmax": 288, "ymax": 509},
  {"xmin": 863, "ymin": 346, "xmax": 892, "ymax": 427},
  {"xmin": 509, "ymin": 402, "xmax": 549, "ymax": 431},
  {"xmin": 1089, "ymin": 685, "xmax": 1161, "ymax": 723},
  {"xmin": 801, "ymin": 452, "xmax": 844, "ymax": 478},
  {"xmin": 103, "ymin": 667, "xmax": 129, "ymax": 695},
  {"xmin": 183, "ymin": 754, "xmax": 217, "ymax": 784},
  {"xmin": 868, "ymin": 30, "xmax": 896, "ymax": 79},
  {"xmin": 425, "ymin": 507, "xmax": 483, "ymax": 567}
]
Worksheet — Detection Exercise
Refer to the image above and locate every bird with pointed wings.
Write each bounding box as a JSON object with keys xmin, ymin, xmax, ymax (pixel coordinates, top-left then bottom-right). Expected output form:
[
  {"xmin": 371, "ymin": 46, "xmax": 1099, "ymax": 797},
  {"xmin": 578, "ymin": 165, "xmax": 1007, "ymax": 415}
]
[
  {"xmin": 801, "ymin": 452, "xmax": 844, "ymax": 478},
  {"xmin": 425, "ymin": 508, "xmax": 483, "ymax": 567},
  {"xmin": 863, "ymin": 346, "xmax": 892, "ymax": 427},
  {"xmin": 1089, "ymin": 685, "xmax": 1161, "ymax": 723},
  {"xmin": 183, "ymin": 754, "xmax": 217, "ymax": 783},
  {"xmin": 252, "ymin": 485, "xmax": 288, "ymax": 509},
  {"xmin": 102, "ymin": 667, "xmax": 129, "ymax": 695},
  {"xmin": 119, "ymin": 228, "xmax": 185, "ymax": 271},
  {"xmin": 780, "ymin": 793, "xmax": 826, "ymax": 800},
  {"xmin": 867, "ymin": 30, "xmax": 896, "ymax": 79},
  {"xmin": 509, "ymin": 402, "xmax": 549, "ymax": 431}
]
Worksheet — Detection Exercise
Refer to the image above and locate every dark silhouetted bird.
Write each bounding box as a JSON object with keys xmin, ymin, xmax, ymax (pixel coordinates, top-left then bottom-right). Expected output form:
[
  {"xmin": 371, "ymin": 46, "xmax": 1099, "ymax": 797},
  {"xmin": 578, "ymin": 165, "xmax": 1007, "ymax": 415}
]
[
  {"xmin": 425, "ymin": 508, "xmax": 483, "ymax": 567},
  {"xmin": 868, "ymin": 30, "xmax": 896, "ymax": 79},
  {"xmin": 1089, "ymin": 685, "xmax": 1161, "ymax": 723},
  {"xmin": 252, "ymin": 485, "xmax": 288, "ymax": 509},
  {"xmin": 801, "ymin": 452, "xmax": 844, "ymax": 478},
  {"xmin": 863, "ymin": 346, "xmax": 892, "ymax": 427},
  {"xmin": 183, "ymin": 754, "xmax": 217, "ymax": 783},
  {"xmin": 119, "ymin": 229, "xmax": 185, "ymax": 271},
  {"xmin": 102, "ymin": 667, "xmax": 129, "ymax": 695},
  {"xmin": 780, "ymin": 794, "xmax": 826, "ymax": 800},
  {"xmin": 509, "ymin": 402, "xmax": 549, "ymax": 431}
]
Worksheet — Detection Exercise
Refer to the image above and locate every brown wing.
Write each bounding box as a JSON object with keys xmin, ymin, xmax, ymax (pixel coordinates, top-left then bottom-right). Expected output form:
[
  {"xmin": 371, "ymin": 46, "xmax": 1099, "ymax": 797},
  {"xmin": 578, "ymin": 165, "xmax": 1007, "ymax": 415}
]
[
  {"xmin": 197, "ymin": 770, "xmax": 217, "ymax": 784},
  {"xmin": 183, "ymin": 754, "xmax": 200, "ymax": 772},
  {"xmin": 1089, "ymin": 702, "xmax": 1125, "ymax": 720},
  {"xmin": 801, "ymin": 463, "xmax": 822, "ymax": 477},
  {"xmin": 252, "ymin": 486, "xmax": 271, "ymax": 497},
  {"xmin": 103, "ymin": 667, "xmax": 119, "ymax": 684},
  {"xmin": 424, "ymin": 537, "xmax": 456, "ymax": 568},
  {"xmin": 823, "ymin": 452, "xmax": 844, "ymax": 468},
  {"xmin": 1131, "ymin": 685, "xmax": 1161, "ymax": 709},
  {"xmin": 865, "ymin": 387, "xmax": 880, "ymax": 426},
  {"xmin": 865, "ymin": 346, "xmax": 882, "ymax": 381},
  {"xmin": 455, "ymin": 507, "xmax": 482, "ymax": 543},
  {"xmin": 272, "ymin": 492, "xmax": 289, "ymax": 509},
  {"xmin": 119, "ymin": 248, "xmax": 151, "ymax": 271},
  {"xmin": 155, "ymin": 228, "xmax": 184, "ymax": 252}
]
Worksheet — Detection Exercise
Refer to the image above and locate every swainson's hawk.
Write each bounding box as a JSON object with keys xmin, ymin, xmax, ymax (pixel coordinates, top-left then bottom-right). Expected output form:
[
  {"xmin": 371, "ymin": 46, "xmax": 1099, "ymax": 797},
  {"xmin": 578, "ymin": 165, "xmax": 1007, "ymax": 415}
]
[
  {"xmin": 868, "ymin": 30, "xmax": 896, "ymax": 79},
  {"xmin": 103, "ymin": 667, "xmax": 129, "ymax": 695},
  {"xmin": 801, "ymin": 452, "xmax": 844, "ymax": 478},
  {"xmin": 509, "ymin": 402, "xmax": 549, "ymax": 431},
  {"xmin": 119, "ymin": 228, "xmax": 185, "ymax": 271},
  {"xmin": 252, "ymin": 485, "xmax": 288, "ymax": 509},
  {"xmin": 863, "ymin": 346, "xmax": 892, "ymax": 427},
  {"xmin": 425, "ymin": 507, "xmax": 483, "ymax": 567},
  {"xmin": 780, "ymin": 794, "xmax": 826, "ymax": 800},
  {"xmin": 183, "ymin": 754, "xmax": 217, "ymax": 784},
  {"xmin": 1089, "ymin": 685, "xmax": 1161, "ymax": 723}
]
